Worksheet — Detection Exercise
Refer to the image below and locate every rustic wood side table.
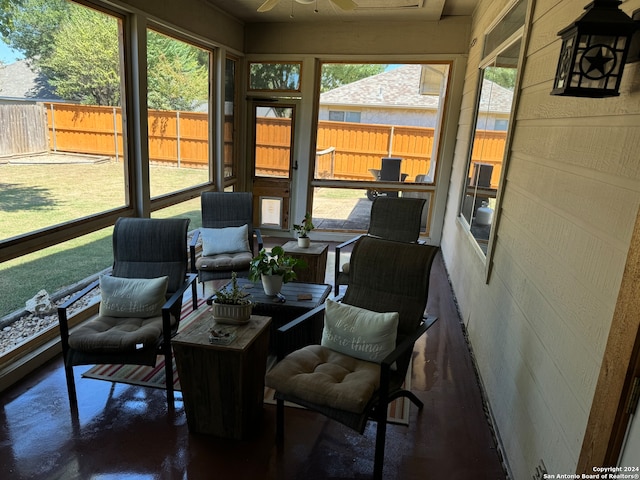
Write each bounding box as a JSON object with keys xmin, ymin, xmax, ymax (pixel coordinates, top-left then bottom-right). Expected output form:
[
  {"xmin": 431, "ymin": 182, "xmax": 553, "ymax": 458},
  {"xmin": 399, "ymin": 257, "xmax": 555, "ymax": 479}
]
[
  {"xmin": 172, "ymin": 310, "xmax": 271, "ymax": 439},
  {"xmin": 281, "ymin": 240, "xmax": 329, "ymax": 284}
]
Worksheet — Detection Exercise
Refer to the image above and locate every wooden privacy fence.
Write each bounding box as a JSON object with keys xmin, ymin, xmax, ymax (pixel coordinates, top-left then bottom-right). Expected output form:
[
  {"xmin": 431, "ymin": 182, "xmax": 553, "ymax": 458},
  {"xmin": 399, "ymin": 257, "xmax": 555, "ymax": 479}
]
[
  {"xmin": 41, "ymin": 102, "xmax": 506, "ymax": 185},
  {"xmin": 0, "ymin": 102, "xmax": 49, "ymax": 156}
]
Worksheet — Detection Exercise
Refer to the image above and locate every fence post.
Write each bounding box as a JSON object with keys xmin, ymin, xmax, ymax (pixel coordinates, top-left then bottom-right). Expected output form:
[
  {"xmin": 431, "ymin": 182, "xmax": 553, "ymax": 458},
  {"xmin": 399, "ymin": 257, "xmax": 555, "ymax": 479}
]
[
  {"xmin": 112, "ymin": 107, "xmax": 119, "ymax": 162},
  {"xmin": 388, "ymin": 125, "xmax": 394, "ymax": 157},
  {"xmin": 176, "ymin": 111, "xmax": 181, "ymax": 168},
  {"xmin": 50, "ymin": 103, "xmax": 57, "ymax": 152}
]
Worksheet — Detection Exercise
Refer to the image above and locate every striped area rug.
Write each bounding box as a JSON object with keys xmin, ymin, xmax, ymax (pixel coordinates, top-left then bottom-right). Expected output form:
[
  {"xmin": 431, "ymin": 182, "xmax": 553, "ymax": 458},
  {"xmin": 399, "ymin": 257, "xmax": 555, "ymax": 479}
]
[{"xmin": 82, "ymin": 298, "xmax": 412, "ymax": 425}]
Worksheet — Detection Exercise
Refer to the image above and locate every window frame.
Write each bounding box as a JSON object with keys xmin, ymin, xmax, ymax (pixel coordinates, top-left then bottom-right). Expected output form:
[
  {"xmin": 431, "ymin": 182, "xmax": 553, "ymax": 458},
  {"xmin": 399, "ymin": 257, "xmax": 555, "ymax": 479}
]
[{"xmin": 458, "ymin": 0, "xmax": 532, "ymax": 281}]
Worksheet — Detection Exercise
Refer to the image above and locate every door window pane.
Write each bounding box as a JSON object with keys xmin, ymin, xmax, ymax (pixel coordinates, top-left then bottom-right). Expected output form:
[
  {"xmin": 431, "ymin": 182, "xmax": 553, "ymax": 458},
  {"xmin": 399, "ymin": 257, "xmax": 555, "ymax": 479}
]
[{"xmin": 254, "ymin": 106, "xmax": 293, "ymax": 179}]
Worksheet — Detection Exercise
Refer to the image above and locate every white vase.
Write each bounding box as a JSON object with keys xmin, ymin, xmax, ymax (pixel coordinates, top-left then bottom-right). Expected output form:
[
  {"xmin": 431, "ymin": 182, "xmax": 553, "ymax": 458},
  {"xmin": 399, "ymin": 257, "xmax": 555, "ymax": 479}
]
[
  {"xmin": 261, "ymin": 274, "xmax": 284, "ymax": 296},
  {"xmin": 297, "ymin": 236, "xmax": 310, "ymax": 248}
]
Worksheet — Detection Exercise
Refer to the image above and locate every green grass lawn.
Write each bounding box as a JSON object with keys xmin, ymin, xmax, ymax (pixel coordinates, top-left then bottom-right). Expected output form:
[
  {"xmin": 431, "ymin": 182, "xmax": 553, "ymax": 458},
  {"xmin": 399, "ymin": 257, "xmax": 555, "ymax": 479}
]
[
  {"xmin": 0, "ymin": 162, "xmax": 365, "ymax": 318},
  {"xmin": 0, "ymin": 162, "xmax": 204, "ymax": 318}
]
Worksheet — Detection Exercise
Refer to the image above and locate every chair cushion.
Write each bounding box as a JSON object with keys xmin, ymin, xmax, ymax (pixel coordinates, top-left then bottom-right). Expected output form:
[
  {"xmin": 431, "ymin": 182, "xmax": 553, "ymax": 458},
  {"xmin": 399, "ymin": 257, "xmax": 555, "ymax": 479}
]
[
  {"xmin": 196, "ymin": 251, "xmax": 253, "ymax": 272},
  {"xmin": 99, "ymin": 275, "xmax": 168, "ymax": 318},
  {"xmin": 265, "ymin": 344, "xmax": 380, "ymax": 414},
  {"xmin": 321, "ymin": 299, "xmax": 398, "ymax": 363},
  {"xmin": 68, "ymin": 314, "xmax": 166, "ymax": 353},
  {"xmin": 201, "ymin": 225, "xmax": 250, "ymax": 256}
]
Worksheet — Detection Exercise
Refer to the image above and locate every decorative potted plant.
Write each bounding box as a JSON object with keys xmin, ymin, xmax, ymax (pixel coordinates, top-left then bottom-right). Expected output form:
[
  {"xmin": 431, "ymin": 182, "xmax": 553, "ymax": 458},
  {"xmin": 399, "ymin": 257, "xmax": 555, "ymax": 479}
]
[
  {"xmin": 249, "ymin": 246, "xmax": 307, "ymax": 295},
  {"xmin": 210, "ymin": 272, "xmax": 253, "ymax": 324},
  {"xmin": 293, "ymin": 212, "xmax": 315, "ymax": 248}
]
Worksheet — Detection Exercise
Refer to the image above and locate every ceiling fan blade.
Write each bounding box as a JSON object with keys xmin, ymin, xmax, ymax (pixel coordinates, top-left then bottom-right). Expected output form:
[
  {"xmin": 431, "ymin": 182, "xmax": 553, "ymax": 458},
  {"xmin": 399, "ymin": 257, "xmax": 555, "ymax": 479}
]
[
  {"xmin": 329, "ymin": 0, "xmax": 358, "ymax": 10},
  {"xmin": 257, "ymin": 0, "xmax": 281, "ymax": 12}
]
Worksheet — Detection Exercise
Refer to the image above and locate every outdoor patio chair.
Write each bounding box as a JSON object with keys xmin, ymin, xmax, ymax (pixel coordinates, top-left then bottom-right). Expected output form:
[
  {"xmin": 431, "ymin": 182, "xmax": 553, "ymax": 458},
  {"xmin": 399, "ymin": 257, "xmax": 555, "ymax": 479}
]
[
  {"xmin": 57, "ymin": 217, "xmax": 197, "ymax": 407},
  {"xmin": 266, "ymin": 236, "xmax": 439, "ymax": 480},
  {"xmin": 334, "ymin": 196, "xmax": 426, "ymax": 295},
  {"xmin": 190, "ymin": 192, "xmax": 263, "ymax": 291}
]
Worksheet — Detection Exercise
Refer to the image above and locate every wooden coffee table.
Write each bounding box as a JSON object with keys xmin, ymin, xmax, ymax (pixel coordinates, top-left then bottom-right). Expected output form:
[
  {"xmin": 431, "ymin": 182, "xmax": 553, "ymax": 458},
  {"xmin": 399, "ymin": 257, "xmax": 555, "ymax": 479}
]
[
  {"xmin": 208, "ymin": 279, "xmax": 331, "ymax": 356},
  {"xmin": 172, "ymin": 308, "xmax": 271, "ymax": 439}
]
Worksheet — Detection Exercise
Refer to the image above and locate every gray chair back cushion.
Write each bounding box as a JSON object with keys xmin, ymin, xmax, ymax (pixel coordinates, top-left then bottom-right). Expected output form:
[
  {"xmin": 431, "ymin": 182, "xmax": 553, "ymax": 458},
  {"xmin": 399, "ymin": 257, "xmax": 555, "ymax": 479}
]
[
  {"xmin": 201, "ymin": 191, "xmax": 254, "ymax": 231},
  {"xmin": 111, "ymin": 217, "xmax": 189, "ymax": 295},
  {"xmin": 343, "ymin": 236, "xmax": 438, "ymax": 340},
  {"xmin": 367, "ymin": 196, "xmax": 426, "ymax": 242}
]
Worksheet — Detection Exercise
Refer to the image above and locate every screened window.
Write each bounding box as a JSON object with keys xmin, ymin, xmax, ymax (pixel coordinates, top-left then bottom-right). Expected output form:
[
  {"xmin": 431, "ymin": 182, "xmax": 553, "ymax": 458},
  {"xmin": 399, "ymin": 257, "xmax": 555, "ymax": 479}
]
[
  {"xmin": 224, "ymin": 56, "xmax": 238, "ymax": 179},
  {"xmin": 460, "ymin": 0, "xmax": 526, "ymax": 255},
  {"xmin": 0, "ymin": 2, "xmax": 127, "ymax": 243},
  {"xmin": 248, "ymin": 62, "xmax": 301, "ymax": 92},
  {"xmin": 313, "ymin": 62, "xmax": 450, "ymax": 236},
  {"xmin": 147, "ymin": 28, "xmax": 211, "ymax": 198}
]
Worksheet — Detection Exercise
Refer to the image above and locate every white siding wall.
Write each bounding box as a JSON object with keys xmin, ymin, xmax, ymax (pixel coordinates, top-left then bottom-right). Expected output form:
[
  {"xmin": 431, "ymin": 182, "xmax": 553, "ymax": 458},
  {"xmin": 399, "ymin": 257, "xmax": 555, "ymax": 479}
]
[{"xmin": 441, "ymin": 0, "xmax": 640, "ymax": 477}]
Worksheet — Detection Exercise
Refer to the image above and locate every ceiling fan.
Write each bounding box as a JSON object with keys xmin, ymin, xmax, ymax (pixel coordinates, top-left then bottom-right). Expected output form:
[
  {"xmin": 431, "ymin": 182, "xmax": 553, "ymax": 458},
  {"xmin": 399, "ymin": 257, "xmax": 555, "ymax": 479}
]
[{"xmin": 257, "ymin": 0, "xmax": 358, "ymax": 13}]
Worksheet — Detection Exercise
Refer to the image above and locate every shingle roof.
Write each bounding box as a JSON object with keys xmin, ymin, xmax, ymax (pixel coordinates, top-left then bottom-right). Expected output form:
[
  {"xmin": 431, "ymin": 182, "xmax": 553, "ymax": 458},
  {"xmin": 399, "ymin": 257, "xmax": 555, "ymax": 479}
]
[
  {"xmin": 0, "ymin": 59, "xmax": 61, "ymax": 101},
  {"xmin": 320, "ymin": 64, "xmax": 440, "ymax": 108},
  {"xmin": 320, "ymin": 64, "xmax": 513, "ymax": 114}
]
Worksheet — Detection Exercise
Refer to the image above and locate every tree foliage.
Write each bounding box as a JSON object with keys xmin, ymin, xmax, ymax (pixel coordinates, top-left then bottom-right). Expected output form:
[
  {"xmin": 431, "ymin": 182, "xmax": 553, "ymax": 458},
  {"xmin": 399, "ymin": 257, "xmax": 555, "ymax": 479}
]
[
  {"xmin": 0, "ymin": 0, "xmax": 208, "ymax": 109},
  {"xmin": 484, "ymin": 66, "xmax": 517, "ymax": 90},
  {"xmin": 0, "ymin": 0, "xmax": 69, "ymax": 60},
  {"xmin": 39, "ymin": 5, "xmax": 121, "ymax": 105},
  {"xmin": 147, "ymin": 30, "xmax": 209, "ymax": 111},
  {"xmin": 320, "ymin": 64, "xmax": 387, "ymax": 93},
  {"xmin": 249, "ymin": 63, "xmax": 301, "ymax": 91}
]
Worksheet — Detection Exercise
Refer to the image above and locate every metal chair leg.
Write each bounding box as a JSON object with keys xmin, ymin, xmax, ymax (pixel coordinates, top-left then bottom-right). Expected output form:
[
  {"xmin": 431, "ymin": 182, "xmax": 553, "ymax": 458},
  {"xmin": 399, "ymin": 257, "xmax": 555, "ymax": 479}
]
[{"xmin": 276, "ymin": 397, "xmax": 285, "ymax": 445}]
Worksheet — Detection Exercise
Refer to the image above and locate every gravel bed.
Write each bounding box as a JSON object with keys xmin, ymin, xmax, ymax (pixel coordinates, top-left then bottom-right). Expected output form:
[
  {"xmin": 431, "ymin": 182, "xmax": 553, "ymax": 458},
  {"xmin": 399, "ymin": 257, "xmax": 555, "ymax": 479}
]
[{"xmin": 0, "ymin": 276, "xmax": 104, "ymax": 357}]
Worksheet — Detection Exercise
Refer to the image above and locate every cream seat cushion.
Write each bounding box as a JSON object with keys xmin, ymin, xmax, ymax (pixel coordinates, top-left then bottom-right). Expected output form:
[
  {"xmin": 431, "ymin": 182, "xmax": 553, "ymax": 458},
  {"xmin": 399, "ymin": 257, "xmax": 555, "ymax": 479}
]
[
  {"xmin": 265, "ymin": 344, "xmax": 380, "ymax": 414},
  {"xmin": 68, "ymin": 314, "xmax": 168, "ymax": 353},
  {"xmin": 195, "ymin": 251, "xmax": 253, "ymax": 272}
]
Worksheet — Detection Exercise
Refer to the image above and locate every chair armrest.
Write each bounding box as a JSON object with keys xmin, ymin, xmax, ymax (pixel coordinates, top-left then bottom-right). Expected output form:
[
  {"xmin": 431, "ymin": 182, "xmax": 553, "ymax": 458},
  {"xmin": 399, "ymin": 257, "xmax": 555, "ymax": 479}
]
[
  {"xmin": 57, "ymin": 278, "xmax": 101, "ymax": 351},
  {"xmin": 162, "ymin": 273, "xmax": 197, "ymax": 313},
  {"xmin": 335, "ymin": 234, "xmax": 363, "ymax": 251},
  {"xmin": 253, "ymin": 228, "xmax": 264, "ymax": 252},
  {"xmin": 378, "ymin": 315, "xmax": 438, "ymax": 404},
  {"xmin": 275, "ymin": 302, "xmax": 328, "ymax": 360},
  {"xmin": 58, "ymin": 278, "xmax": 100, "ymax": 312},
  {"xmin": 381, "ymin": 315, "xmax": 437, "ymax": 369},
  {"xmin": 334, "ymin": 235, "xmax": 363, "ymax": 294},
  {"xmin": 189, "ymin": 229, "xmax": 201, "ymax": 273},
  {"xmin": 162, "ymin": 273, "xmax": 198, "ymax": 341}
]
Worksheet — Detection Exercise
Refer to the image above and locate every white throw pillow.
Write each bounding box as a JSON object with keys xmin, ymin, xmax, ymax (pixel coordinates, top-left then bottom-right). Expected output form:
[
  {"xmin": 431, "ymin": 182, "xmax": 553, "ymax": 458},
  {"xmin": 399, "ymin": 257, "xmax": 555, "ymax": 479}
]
[
  {"xmin": 99, "ymin": 275, "xmax": 169, "ymax": 318},
  {"xmin": 201, "ymin": 225, "xmax": 250, "ymax": 256},
  {"xmin": 321, "ymin": 298, "xmax": 399, "ymax": 363}
]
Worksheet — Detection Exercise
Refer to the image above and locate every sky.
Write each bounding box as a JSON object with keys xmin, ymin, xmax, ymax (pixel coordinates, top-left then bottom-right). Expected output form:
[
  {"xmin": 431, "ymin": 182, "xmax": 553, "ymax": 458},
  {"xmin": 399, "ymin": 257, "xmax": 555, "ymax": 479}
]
[{"xmin": 0, "ymin": 42, "xmax": 23, "ymax": 64}]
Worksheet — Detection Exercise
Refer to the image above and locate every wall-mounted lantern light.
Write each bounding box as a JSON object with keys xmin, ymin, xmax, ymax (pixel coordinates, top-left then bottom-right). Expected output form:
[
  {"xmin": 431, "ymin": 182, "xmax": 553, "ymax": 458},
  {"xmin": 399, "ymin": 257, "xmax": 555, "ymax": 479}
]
[{"xmin": 551, "ymin": 0, "xmax": 639, "ymax": 98}]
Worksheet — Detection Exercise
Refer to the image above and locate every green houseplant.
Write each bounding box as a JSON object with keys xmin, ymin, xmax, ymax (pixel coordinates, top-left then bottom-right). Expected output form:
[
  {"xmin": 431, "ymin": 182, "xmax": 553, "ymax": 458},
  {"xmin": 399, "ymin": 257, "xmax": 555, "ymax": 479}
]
[
  {"xmin": 210, "ymin": 272, "xmax": 253, "ymax": 324},
  {"xmin": 293, "ymin": 212, "xmax": 315, "ymax": 248},
  {"xmin": 249, "ymin": 246, "xmax": 307, "ymax": 295}
]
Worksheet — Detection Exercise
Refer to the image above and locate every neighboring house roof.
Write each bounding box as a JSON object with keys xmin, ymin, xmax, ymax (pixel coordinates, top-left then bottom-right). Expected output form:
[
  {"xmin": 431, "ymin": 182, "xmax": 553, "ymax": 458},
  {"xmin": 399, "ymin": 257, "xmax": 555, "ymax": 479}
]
[
  {"xmin": 319, "ymin": 64, "xmax": 513, "ymax": 114},
  {"xmin": 0, "ymin": 59, "xmax": 62, "ymax": 101},
  {"xmin": 320, "ymin": 64, "xmax": 440, "ymax": 109},
  {"xmin": 477, "ymin": 78, "xmax": 514, "ymax": 114}
]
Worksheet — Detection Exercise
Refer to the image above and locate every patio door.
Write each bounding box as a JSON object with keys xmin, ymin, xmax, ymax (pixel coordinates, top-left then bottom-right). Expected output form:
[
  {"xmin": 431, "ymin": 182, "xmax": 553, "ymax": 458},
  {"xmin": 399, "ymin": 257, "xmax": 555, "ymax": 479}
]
[{"xmin": 249, "ymin": 99, "xmax": 297, "ymax": 231}]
